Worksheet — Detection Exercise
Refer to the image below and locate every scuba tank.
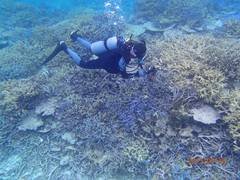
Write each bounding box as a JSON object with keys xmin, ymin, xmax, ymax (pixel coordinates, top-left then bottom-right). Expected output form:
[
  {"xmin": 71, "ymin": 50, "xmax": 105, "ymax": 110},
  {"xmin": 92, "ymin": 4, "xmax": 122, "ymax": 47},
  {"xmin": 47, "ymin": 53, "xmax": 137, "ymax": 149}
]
[
  {"xmin": 90, "ymin": 36, "xmax": 119, "ymax": 55},
  {"xmin": 90, "ymin": 35, "xmax": 134, "ymax": 55}
]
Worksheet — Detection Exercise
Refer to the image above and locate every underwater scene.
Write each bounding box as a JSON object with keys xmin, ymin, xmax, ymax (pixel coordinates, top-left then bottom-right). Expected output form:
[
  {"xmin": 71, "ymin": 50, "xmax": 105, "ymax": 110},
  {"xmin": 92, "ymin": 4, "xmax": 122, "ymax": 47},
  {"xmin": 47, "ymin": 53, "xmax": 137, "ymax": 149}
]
[{"xmin": 0, "ymin": 0, "xmax": 240, "ymax": 179}]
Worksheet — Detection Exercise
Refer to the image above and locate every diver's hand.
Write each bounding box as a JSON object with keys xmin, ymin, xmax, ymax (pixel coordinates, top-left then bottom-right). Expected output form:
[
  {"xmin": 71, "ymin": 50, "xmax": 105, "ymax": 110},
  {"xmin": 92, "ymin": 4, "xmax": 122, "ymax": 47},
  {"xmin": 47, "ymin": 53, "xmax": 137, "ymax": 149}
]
[
  {"xmin": 146, "ymin": 66, "xmax": 157, "ymax": 80},
  {"xmin": 147, "ymin": 66, "xmax": 157, "ymax": 74}
]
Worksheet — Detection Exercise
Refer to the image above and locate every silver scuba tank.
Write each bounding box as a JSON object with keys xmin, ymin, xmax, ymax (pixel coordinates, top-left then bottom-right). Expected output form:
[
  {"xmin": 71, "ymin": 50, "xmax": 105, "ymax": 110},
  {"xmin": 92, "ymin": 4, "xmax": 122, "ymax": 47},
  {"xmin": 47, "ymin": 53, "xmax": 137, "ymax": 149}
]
[{"xmin": 90, "ymin": 36, "xmax": 118, "ymax": 55}]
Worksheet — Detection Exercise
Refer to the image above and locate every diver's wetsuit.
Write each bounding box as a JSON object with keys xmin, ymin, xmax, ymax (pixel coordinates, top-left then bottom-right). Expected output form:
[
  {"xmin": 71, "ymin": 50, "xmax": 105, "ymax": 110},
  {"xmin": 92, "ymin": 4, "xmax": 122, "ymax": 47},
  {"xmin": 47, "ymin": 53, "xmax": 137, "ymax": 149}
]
[
  {"xmin": 79, "ymin": 53, "xmax": 124, "ymax": 73},
  {"xmin": 43, "ymin": 35, "xmax": 146, "ymax": 78},
  {"xmin": 65, "ymin": 36, "xmax": 146, "ymax": 78}
]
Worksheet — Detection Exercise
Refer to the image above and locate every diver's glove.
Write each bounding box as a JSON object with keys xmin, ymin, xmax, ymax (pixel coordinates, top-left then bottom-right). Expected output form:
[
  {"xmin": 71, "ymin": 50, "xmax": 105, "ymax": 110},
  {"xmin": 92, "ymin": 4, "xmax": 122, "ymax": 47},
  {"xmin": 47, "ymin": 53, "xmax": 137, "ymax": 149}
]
[
  {"xmin": 137, "ymin": 65, "xmax": 157, "ymax": 78},
  {"xmin": 70, "ymin": 30, "xmax": 80, "ymax": 42},
  {"xmin": 146, "ymin": 66, "xmax": 157, "ymax": 80},
  {"xmin": 147, "ymin": 66, "xmax": 157, "ymax": 74}
]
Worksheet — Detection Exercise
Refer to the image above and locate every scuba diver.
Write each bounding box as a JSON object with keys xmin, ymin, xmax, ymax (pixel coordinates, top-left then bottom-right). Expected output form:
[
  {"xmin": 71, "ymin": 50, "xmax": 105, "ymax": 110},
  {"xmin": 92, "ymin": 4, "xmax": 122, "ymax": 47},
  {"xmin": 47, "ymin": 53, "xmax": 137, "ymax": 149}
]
[{"xmin": 42, "ymin": 30, "xmax": 156, "ymax": 78}]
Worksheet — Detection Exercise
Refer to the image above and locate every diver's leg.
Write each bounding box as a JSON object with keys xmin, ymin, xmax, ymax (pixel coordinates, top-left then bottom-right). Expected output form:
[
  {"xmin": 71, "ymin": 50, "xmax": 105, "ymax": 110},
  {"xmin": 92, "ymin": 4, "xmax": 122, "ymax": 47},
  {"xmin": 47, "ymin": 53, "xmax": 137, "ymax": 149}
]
[
  {"xmin": 70, "ymin": 30, "xmax": 91, "ymax": 50},
  {"xmin": 70, "ymin": 30, "xmax": 118, "ymax": 55},
  {"xmin": 76, "ymin": 37, "xmax": 91, "ymax": 49},
  {"xmin": 70, "ymin": 30, "xmax": 103, "ymax": 54},
  {"xmin": 78, "ymin": 58, "xmax": 104, "ymax": 70},
  {"xmin": 42, "ymin": 41, "xmax": 81, "ymax": 66},
  {"xmin": 66, "ymin": 47, "xmax": 82, "ymax": 65},
  {"xmin": 79, "ymin": 56, "xmax": 119, "ymax": 74}
]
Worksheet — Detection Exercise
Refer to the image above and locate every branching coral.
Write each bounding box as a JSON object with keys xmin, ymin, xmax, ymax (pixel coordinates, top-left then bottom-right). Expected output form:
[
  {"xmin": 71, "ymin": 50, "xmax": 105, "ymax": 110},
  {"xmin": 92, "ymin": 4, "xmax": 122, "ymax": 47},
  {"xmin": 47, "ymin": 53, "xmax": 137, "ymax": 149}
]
[
  {"xmin": 0, "ymin": 12, "xmax": 114, "ymax": 81},
  {"xmin": 163, "ymin": 0, "xmax": 208, "ymax": 25},
  {"xmin": 151, "ymin": 34, "xmax": 240, "ymax": 151},
  {"xmin": 1, "ymin": 2, "xmax": 240, "ymax": 178},
  {"xmin": 158, "ymin": 34, "xmax": 240, "ymax": 80},
  {"xmin": 222, "ymin": 19, "xmax": 240, "ymax": 38},
  {"xmin": 134, "ymin": 0, "xmax": 163, "ymax": 22},
  {"xmin": 123, "ymin": 139, "xmax": 149, "ymax": 162},
  {"xmin": 134, "ymin": 0, "xmax": 214, "ymax": 27},
  {"xmin": 0, "ymin": 78, "xmax": 41, "ymax": 116},
  {"xmin": 85, "ymin": 149, "xmax": 112, "ymax": 167},
  {"xmin": 154, "ymin": 35, "xmax": 226, "ymax": 102},
  {"xmin": 0, "ymin": 0, "xmax": 64, "ymax": 29},
  {"xmin": 215, "ymin": 89, "xmax": 240, "ymax": 151},
  {"xmin": 0, "ymin": 40, "xmax": 45, "ymax": 81},
  {"xmin": 203, "ymin": 39, "xmax": 240, "ymax": 81},
  {"xmin": 168, "ymin": 60, "xmax": 225, "ymax": 103}
]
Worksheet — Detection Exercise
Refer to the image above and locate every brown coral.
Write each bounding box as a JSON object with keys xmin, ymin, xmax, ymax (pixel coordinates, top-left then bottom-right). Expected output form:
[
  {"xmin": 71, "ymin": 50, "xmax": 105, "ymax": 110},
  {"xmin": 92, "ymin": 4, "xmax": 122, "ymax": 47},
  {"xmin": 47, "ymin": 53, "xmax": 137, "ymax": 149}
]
[
  {"xmin": 150, "ymin": 34, "xmax": 240, "ymax": 151},
  {"xmin": 0, "ymin": 78, "xmax": 41, "ymax": 116}
]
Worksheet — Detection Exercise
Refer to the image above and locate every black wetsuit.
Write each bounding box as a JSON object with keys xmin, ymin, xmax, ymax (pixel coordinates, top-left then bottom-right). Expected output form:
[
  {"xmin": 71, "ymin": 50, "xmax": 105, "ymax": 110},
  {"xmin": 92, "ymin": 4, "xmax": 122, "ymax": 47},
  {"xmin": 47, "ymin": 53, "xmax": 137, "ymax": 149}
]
[
  {"xmin": 77, "ymin": 39, "xmax": 143, "ymax": 78},
  {"xmin": 43, "ymin": 36, "xmax": 145, "ymax": 78}
]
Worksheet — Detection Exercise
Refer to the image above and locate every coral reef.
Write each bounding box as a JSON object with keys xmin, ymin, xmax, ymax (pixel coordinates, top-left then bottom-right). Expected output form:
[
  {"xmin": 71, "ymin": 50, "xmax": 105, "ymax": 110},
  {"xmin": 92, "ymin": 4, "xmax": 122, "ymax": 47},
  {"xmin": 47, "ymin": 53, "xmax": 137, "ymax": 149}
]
[
  {"xmin": 35, "ymin": 98, "xmax": 58, "ymax": 116},
  {"xmin": 215, "ymin": 89, "xmax": 240, "ymax": 151},
  {"xmin": 61, "ymin": 132, "xmax": 77, "ymax": 145},
  {"xmin": 150, "ymin": 33, "xmax": 240, "ymax": 152},
  {"xmin": 0, "ymin": 12, "xmax": 117, "ymax": 81},
  {"xmin": 18, "ymin": 115, "xmax": 44, "ymax": 131},
  {"xmin": 133, "ymin": 0, "xmax": 240, "ymax": 34},
  {"xmin": 161, "ymin": 0, "xmax": 208, "ymax": 26},
  {"xmin": 133, "ymin": 0, "xmax": 163, "ymax": 23},
  {"xmin": 222, "ymin": 19, "xmax": 240, "ymax": 37},
  {"xmin": 133, "ymin": 0, "xmax": 216, "ymax": 27},
  {"xmin": 0, "ymin": 0, "xmax": 61, "ymax": 29},
  {"xmin": 0, "ymin": 78, "xmax": 41, "ymax": 116},
  {"xmin": 0, "ymin": 0, "xmax": 66, "ymax": 53},
  {"xmin": 123, "ymin": 139, "xmax": 149, "ymax": 162},
  {"xmin": 203, "ymin": 38, "xmax": 240, "ymax": 81},
  {"xmin": 0, "ymin": 1, "xmax": 240, "ymax": 179},
  {"xmin": 191, "ymin": 105, "xmax": 220, "ymax": 124}
]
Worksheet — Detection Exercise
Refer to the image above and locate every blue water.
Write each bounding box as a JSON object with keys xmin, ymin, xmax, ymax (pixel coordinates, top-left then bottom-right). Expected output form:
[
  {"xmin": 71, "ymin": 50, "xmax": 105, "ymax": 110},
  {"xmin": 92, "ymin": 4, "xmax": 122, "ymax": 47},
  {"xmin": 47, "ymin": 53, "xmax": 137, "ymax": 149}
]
[
  {"xmin": 0, "ymin": 0, "xmax": 240, "ymax": 179},
  {"xmin": 17, "ymin": 0, "xmax": 135, "ymax": 17}
]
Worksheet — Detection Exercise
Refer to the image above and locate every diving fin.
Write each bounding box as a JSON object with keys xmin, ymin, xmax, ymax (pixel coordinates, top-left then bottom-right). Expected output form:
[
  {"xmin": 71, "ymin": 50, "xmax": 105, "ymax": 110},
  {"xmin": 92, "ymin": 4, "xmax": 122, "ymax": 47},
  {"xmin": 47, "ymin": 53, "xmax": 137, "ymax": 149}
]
[{"xmin": 41, "ymin": 41, "xmax": 67, "ymax": 66}]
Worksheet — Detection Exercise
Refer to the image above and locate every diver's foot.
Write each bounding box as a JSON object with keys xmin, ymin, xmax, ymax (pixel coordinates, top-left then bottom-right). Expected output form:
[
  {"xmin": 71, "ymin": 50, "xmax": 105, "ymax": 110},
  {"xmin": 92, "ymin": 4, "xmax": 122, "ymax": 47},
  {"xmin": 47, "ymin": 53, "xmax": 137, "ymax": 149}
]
[
  {"xmin": 56, "ymin": 41, "xmax": 68, "ymax": 52},
  {"xmin": 52, "ymin": 41, "xmax": 68, "ymax": 54},
  {"xmin": 70, "ymin": 30, "xmax": 80, "ymax": 42}
]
